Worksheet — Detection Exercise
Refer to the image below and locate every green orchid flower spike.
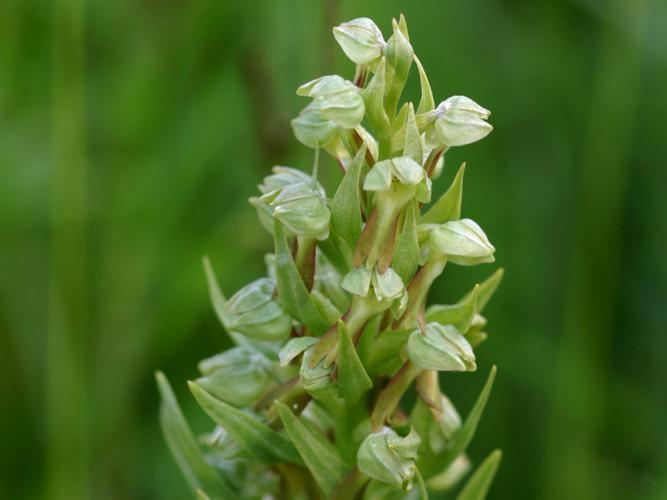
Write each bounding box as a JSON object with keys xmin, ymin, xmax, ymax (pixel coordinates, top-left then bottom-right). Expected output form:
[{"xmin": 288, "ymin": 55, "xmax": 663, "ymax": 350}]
[{"xmin": 158, "ymin": 14, "xmax": 504, "ymax": 500}]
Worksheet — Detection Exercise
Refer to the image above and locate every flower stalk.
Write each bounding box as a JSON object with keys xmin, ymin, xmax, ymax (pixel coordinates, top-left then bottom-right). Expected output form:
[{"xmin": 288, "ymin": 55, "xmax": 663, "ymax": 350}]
[{"xmin": 158, "ymin": 14, "xmax": 504, "ymax": 500}]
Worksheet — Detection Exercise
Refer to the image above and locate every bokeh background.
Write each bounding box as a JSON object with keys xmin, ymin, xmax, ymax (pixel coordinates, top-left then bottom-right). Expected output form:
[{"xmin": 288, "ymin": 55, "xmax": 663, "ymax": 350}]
[{"xmin": 2, "ymin": 0, "xmax": 666, "ymax": 498}]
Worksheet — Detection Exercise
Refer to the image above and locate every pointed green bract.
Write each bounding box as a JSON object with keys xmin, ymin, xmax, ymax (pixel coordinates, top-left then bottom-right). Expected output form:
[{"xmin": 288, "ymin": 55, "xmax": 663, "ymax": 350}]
[
  {"xmin": 156, "ymin": 372, "xmax": 236, "ymax": 499},
  {"xmin": 455, "ymin": 450, "xmax": 502, "ymax": 500},
  {"xmin": 275, "ymin": 401, "xmax": 350, "ymax": 496},
  {"xmin": 392, "ymin": 201, "xmax": 420, "ymax": 283},
  {"xmin": 279, "ymin": 337, "xmax": 319, "ymax": 367},
  {"xmin": 426, "ymin": 284, "xmax": 479, "ymax": 332},
  {"xmin": 447, "ymin": 366, "xmax": 497, "ymax": 465},
  {"xmin": 421, "ymin": 163, "xmax": 465, "ymax": 224},
  {"xmin": 415, "ymin": 55, "xmax": 435, "ymax": 115},
  {"xmin": 385, "ymin": 18, "xmax": 414, "ymax": 117},
  {"xmin": 188, "ymin": 381, "xmax": 302, "ymax": 465},
  {"xmin": 403, "ymin": 104, "xmax": 423, "ymax": 165},
  {"xmin": 331, "ymin": 145, "xmax": 365, "ymax": 250},
  {"xmin": 363, "ymin": 61, "xmax": 392, "ymax": 157},
  {"xmin": 338, "ymin": 319, "xmax": 373, "ymax": 403},
  {"xmin": 273, "ymin": 219, "xmax": 330, "ymax": 334},
  {"xmin": 467, "ymin": 268, "xmax": 504, "ymax": 313}
]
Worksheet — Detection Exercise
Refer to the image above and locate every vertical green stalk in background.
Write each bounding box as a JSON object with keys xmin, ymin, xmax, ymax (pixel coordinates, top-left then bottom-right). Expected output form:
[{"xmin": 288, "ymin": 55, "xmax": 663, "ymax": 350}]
[
  {"xmin": 46, "ymin": 0, "xmax": 89, "ymax": 498},
  {"xmin": 543, "ymin": 0, "xmax": 649, "ymax": 498}
]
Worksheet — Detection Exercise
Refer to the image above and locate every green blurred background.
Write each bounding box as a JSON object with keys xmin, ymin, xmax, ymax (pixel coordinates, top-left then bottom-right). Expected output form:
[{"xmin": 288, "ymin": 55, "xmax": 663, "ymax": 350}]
[{"xmin": 2, "ymin": 0, "xmax": 666, "ymax": 498}]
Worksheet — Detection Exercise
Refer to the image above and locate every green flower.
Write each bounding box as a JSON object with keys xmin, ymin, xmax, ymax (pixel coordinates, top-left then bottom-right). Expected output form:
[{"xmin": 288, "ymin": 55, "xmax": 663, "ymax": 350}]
[
  {"xmin": 358, "ymin": 427, "xmax": 421, "ymax": 489},
  {"xmin": 223, "ymin": 278, "xmax": 292, "ymax": 341},
  {"xmin": 407, "ymin": 322, "xmax": 476, "ymax": 371}
]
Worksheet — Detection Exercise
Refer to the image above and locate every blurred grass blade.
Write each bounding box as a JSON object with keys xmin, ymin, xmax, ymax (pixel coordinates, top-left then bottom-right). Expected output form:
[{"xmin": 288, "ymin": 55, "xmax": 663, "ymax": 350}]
[
  {"xmin": 420, "ymin": 163, "xmax": 465, "ymax": 224},
  {"xmin": 331, "ymin": 145, "xmax": 365, "ymax": 250},
  {"xmin": 426, "ymin": 284, "xmax": 479, "ymax": 332},
  {"xmin": 455, "ymin": 450, "xmax": 502, "ymax": 500},
  {"xmin": 202, "ymin": 256, "xmax": 226, "ymax": 327},
  {"xmin": 338, "ymin": 319, "xmax": 372, "ymax": 403},
  {"xmin": 279, "ymin": 337, "xmax": 319, "ymax": 367},
  {"xmin": 275, "ymin": 401, "xmax": 350, "ymax": 496},
  {"xmin": 156, "ymin": 372, "xmax": 236, "ymax": 499},
  {"xmin": 188, "ymin": 381, "xmax": 302, "ymax": 465},
  {"xmin": 273, "ymin": 219, "xmax": 330, "ymax": 334},
  {"xmin": 392, "ymin": 200, "xmax": 419, "ymax": 283}
]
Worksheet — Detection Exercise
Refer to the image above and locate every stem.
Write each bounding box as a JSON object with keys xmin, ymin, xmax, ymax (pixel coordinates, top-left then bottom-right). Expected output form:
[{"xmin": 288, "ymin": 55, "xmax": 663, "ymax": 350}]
[
  {"xmin": 396, "ymin": 255, "xmax": 447, "ymax": 329},
  {"xmin": 308, "ymin": 295, "xmax": 386, "ymax": 368},
  {"xmin": 330, "ymin": 468, "xmax": 370, "ymax": 499},
  {"xmin": 371, "ymin": 361, "xmax": 422, "ymax": 431}
]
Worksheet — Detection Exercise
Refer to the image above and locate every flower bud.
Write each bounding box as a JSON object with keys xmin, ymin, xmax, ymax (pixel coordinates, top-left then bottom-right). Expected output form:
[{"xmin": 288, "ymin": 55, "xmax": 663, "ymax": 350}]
[
  {"xmin": 357, "ymin": 427, "xmax": 421, "ymax": 489},
  {"xmin": 363, "ymin": 156, "xmax": 425, "ymax": 192},
  {"xmin": 333, "ymin": 17, "xmax": 385, "ymax": 65},
  {"xmin": 258, "ymin": 166, "xmax": 326, "ymax": 198},
  {"xmin": 429, "ymin": 218, "xmax": 495, "ymax": 265},
  {"xmin": 429, "ymin": 95, "xmax": 492, "ymax": 147},
  {"xmin": 291, "ymin": 101, "xmax": 340, "ymax": 148},
  {"xmin": 223, "ymin": 278, "xmax": 292, "ymax": 341},
  {"xmin": 407, "ymin": 322, "xmax": 476, "ymax": 371},
  {"xmin": 297, "ymin": 75, "xmax": 365, "ymax": 129},
  {"xmin": 299, "ymin": 347, "xmax": 337, "ymax": 400},
  {"xmin": 195, "ymin": 347, "xmax": 271, "ymax": 407},
  {"xmin": 269, "ymin": 181, "xmax": 330, "ymax": 240}
]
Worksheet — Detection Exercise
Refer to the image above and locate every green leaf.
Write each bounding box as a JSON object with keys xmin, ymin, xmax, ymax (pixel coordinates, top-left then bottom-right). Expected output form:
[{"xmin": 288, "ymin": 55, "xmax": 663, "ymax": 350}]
[
  {"xmin": 403, "ymin": 104, "xmax": 422, "ymax": 164},
  {"xmin": 455, "ymin": 450, "xmax": 502, "ymax": 500},
  {"xmin": 202, "ymin": 256, "xmax": 226, "ymax": 327},
  {"xmin": 421, "ymin": 163, "xmax": 465, "ymax": 224},
  {"xmin": 465, "ymin": 268, "xmax": 504, "ymax": 313},
  {"xmin": 438, "ymin": 367, "xmax": 496, "ymax": 474},
  {"xmin": 279, "ymin": 337, "xmax": 319, "ymax": 367},
  {"xmin": 156, "ymin": 372, "xmax": 236, "ymax": 499},
  {"xmin": 196, "ymin": 490, "xmax": 212, "ymax": 500},
  {"xmin": 426, "ymin": 284, "xmax": 479, "ymax": 332},
  {"xmin": 392, "ymin": 200, "xmax": 420, "ymax": 283},
  {"xmin": 414, "ymin": 55, "xmax": 435, "ymax": 115},
  {"xmin": 275, "ymin": 401, "xmax": 350, "ymax": 496},
  {"xmin": 331, "ymin": 145, "xmax": 365, "ymax": 250},
  {"xmin": 338, "ymin": 319, "xmax": 373, "ymax": 403},
  {"xmin": 273, "ymin": 220, "xmax": 330, "ymax": 334},
  {"xmin": 188, "ymin": 381, "xmax": 302, "ymax": 465}
]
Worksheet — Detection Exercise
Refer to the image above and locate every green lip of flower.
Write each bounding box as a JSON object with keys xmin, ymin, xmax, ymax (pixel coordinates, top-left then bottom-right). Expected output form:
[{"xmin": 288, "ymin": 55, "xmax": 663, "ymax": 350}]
[
  {"xmin": 291, "ymin": 101, "xmax": 340, "ymax": 148},
  {"xmin": 357, "ymin": 427, "xmax": 421, "ymax": 490},
  {"xmin": 332, "ymin": 17, "xmax": 386, "ymax": 65},
  {"xmin": 407, "ymin": 322, "xmax": 477, "ymax": 371},
  {"xmin": 195, "ymin": 347, "xmax": 272, "ymax": 407},
  {"xmin": 428, "ymin": 218, "xmax": 496, "ymax": 265},
  {"xmin": 222, "ymin": 277, "xmax": 292, "ymax": 341},
  {"xmin": 268, "ymin": 181, "xmax": 331, "ymax": 240},
  {"xmin": 297, "ymin": 75, "xmax": 366, "ymax": 130}
]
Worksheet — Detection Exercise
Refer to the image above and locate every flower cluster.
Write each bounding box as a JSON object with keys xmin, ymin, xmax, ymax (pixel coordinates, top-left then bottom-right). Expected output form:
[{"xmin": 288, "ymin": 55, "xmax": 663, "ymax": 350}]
[{"xmin": 158, "ymin": 15, "xmax": 503, "ymax": 500}]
